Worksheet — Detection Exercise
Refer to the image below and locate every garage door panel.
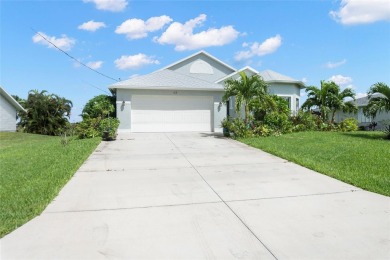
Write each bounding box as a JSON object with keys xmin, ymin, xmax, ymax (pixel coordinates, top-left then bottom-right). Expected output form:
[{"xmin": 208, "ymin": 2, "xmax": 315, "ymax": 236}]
[{"xmin": 131, "ymin": 95, "xmax": 212, "ymax": 132}]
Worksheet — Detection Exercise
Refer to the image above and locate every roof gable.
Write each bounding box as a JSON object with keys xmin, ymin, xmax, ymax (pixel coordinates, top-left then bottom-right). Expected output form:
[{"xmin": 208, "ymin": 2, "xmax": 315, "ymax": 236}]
[
  {"xmin": 215, "ymin": 66, "xmax": 259, "ymax": 83},
  {"xmin": 0, "ymin": 86, "xmax": 26, "ymax": 112},
  {"xmin": 159, "ymin": 50, "xmax": 237, "ymax": 83},
  {"xmin": 160, "ymin": 50, "xmax": 236, "ymax": 72}
]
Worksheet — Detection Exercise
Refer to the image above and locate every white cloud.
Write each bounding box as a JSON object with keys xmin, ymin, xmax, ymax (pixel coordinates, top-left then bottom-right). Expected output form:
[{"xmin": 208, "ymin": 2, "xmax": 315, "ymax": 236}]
[
  {"xmin": 116, "ymin": 15, "xmax": 172, "ymax": 39},
  {"xmin": 78, "ymin": 20, "xmax": 106, "ymax": 32},
  {"xmin": 86, "ymin": 61, "xmax": 103, "ymax": 69},
  {"xmin": 234, "ymin": 34, "xmax": 282, "ymax": 61},
  {"xmin": 302, "ymin": 77, "xmax": 308, "ymax": 83},
  {"xmin": 154, "ymin": 14, "xmax": 239, "ymax": 51},
  {"xmin": 355, "ymin": 92, "xmax": 367, "ymax": 98},
  {"xmin": 83, "ymin": 0, "xmax": 127, "ymax": 12},
  {"xmin": 325, "ymin": 59, "xmax": 347, "ymax": 68},
  {"xmin": 114, "ymin": 53, "xmax": 160, "ymax": 70},
  {"xmin": 328, "ymin": 75, "xmax": 353, "ymax": 85},
  {"xmin": 32, "ymin": 32, "xmax": 75, "ymax": 51},
  {"xmin": 330, "ymin": 0, "xmax": 390, "ymax": 25}
]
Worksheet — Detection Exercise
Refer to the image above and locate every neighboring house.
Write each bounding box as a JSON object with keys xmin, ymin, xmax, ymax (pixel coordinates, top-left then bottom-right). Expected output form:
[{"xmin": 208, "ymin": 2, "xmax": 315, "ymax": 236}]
[
  {"xmin": 110, "ymin": 51, "xmax": 305, "ymax": 133},
  {"xmin": 335, "ymin": 94, "xmax": 390, "ymax": 130},
  {"xmin": 0, "ymin": 86, "xmax": 26, "ymax": 132}
]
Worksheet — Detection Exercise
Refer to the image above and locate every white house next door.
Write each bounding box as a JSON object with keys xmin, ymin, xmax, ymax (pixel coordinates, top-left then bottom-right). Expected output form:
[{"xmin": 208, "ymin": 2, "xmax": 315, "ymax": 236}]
[{"xmin": 131, "ymin": 95, "xmax": 213, "ymax": 132}]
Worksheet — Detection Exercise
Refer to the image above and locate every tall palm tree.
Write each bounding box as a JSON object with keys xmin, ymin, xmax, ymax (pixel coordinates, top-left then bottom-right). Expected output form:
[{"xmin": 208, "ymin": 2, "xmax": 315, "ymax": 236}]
[
  {"xmin": 327, "ymin": 85, "xmax": 357, "ymax": 123},
  {"xmin": 20, "ymin": 90, "xmax": 72, "ymax": 135},
  {"xmin": 363, "ymin": 82, "xmax": 390, "ymax": 120},
  {"xmin": 302, "ymin": 80, "xmax": 357, "ymax": 123},
  {"xmin": 222, "ymin": 72, "xmax": 270, "ymax": 123}
]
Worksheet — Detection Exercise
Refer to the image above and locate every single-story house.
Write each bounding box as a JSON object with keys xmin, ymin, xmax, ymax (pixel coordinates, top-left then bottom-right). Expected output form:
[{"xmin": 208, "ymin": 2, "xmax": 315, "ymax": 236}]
[
  {"xmin": 335, "ymin": 93, "xmax": 390, "ymax": 130},
  {"xmin": 0, "ymin": 86, "xmax": 26, "ymax": 132},
  {"xmin": 110, "ymin": 51, "xmax": 305, "ymax": 133}
]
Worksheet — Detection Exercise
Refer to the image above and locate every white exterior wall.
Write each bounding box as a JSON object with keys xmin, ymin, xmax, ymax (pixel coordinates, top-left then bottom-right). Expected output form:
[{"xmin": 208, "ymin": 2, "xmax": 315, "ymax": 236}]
[
  {"xmin": 335, "ymin": 107, "xmax": 390, "ymax": 130},
  {"xmin": 227, "ymin": 82, "xmax": 302, "ymax": 118},
  {"xmin": 268, "ymin": 83, "xmax": 301, "ymax": 114},
  {"xmin": 116, "ymin": 89, "xmax": 226, "ymax": 132},
  {"xmin": 0, "ymin": 94, "xmax": 17, "ymax": 132}
]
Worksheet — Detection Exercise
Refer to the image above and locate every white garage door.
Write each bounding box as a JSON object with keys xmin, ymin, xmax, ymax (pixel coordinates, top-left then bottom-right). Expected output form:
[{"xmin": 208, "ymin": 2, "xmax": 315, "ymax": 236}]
[{"xmin": 131, "ymin": 95, "xmax": 213, "ymax": 132}]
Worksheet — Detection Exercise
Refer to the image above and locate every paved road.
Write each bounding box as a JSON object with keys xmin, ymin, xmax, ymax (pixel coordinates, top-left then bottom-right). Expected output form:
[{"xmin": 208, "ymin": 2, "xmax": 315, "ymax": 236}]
[{"xmin": 2, "ymin": 133, "xmax": 389, "ymax": 259}]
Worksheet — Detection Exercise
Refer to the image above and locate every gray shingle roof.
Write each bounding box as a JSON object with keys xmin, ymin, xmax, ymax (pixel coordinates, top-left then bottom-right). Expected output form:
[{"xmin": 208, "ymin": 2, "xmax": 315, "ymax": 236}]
[
  {"xmin": 259, "ymin": 70, "xmax": 305, "ymax": 88},
  {"xmin": 110, "ymin": 69, "xmax": 224, "ymax": 91},
  {"xmin": 348, "ymin": 93, "xmax": 386, "ymax": 107}
]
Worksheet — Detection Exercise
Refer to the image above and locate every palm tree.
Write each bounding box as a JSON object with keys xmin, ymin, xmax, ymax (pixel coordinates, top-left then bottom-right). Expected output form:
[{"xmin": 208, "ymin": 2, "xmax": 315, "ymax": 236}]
[
  {"xmin": 363, "ymin": 82, "xmax": 390, "ymax": 120},
  {"xmin": 302, "ymin": 80, "xmax": 357, "ymax": 123},
  {"xmin": 327, "ymin": 85, "xmax": 357, "ymax": 123},
  {"xmin": 222, "ymin": 72, "xmax": 270, "ymax": 123},
  {"xmin": 19, "ymin": 90, "xmax": 73, "ymax": 135}
]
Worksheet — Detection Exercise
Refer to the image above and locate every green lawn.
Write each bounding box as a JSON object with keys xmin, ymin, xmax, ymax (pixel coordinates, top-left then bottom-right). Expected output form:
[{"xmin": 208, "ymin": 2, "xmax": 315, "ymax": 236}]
[
  {"xmin": 239, "ymin": 131, "xmax": 390, "ymax": 197},
  {"xmin": 0, "ymin": 132, "xmax": 100, "ymax": 238}
]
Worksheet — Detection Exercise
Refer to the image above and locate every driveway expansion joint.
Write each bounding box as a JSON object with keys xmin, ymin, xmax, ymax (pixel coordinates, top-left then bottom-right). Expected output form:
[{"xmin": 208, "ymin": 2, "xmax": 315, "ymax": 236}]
[
  {"xmin": 165, "ymin": 133, "xmax": 279, "ymax": 260},
  {"xmin": 226, "ymin": 189, "xmax": 362, "ymax": 204},
  {"xmin": 44, "ymin": 200, "xmax": 224, "ymax": 214}
]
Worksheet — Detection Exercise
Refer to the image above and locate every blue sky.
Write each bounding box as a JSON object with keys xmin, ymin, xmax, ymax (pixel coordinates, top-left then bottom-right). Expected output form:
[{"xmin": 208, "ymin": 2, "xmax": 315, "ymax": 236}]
[{"xmin": 1, "ymin": 0, "xmax": 390, "ymax": 122}]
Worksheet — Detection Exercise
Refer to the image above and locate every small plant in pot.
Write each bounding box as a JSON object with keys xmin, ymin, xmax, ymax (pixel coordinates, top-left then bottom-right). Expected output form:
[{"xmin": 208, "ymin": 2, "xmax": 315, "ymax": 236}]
[
  {"xmin": 102, "ymin": 128, "xmax": 111, "ymax": 141},
  {"xmin": 221, "ymin": 118, "xmax": 231, "ymax": 137}
]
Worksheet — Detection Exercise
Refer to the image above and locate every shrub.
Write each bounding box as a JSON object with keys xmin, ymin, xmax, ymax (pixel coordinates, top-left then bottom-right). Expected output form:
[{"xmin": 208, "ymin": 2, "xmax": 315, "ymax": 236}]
[
  {"xmin": 253, "ymin": 123, "xmax": 273, "ymax": 137},
  {"xmin": 75, "ymin": 118, "xmax": 100, "ymax": 139},
  {"xmin": 383, "ymin": 124, "xmax": 390, "ymax": 139},
  {"xmin": 75, "ymin": 117, "xmax": 120, "ymax": 140},
  {"xmin": 339, "ymin": 118, "xmax": 358, "ymax": 132},
  {"xmin": 290, "ymin": 110, "xmax": 318, "ymax": 131},
  {"xmin": 99, "ymin": 118, "xmax": 120, "ymax": 140},
  {"xmin": 263, "ymin": 112, "xmax": 292, "ymax": 133},
  {"xmin": 224, "ymin": 118, "xmax": 252, "ymax": 138}
]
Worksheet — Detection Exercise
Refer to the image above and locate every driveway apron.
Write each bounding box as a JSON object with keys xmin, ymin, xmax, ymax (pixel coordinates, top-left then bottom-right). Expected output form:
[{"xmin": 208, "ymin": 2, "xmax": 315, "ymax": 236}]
[{"xmin": 1, "ymin": 133, "xmax": 389, "ymax": 259}]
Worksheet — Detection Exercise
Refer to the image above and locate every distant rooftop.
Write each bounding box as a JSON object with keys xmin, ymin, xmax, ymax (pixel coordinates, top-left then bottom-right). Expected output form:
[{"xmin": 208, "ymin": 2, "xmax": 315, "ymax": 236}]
[
  {"xmin": 259, "ymin": 70, "xmax": 305, "ymax": 88},
  {"xmin": 348, "ymin": 93, "xmax": 386, "ymax": 107}
]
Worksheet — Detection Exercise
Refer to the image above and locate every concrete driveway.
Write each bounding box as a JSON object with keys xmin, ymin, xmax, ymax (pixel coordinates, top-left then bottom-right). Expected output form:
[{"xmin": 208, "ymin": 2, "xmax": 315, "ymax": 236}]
[{"xmin": 2, "ymin": 133, "xmax": 389, "ymax": 259}]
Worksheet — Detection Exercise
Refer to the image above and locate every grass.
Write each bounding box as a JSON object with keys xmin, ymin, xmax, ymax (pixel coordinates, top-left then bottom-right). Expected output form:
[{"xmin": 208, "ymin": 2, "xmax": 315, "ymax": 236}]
[
  {"xmin": 0, "ymin": 132, "xmax": 100, "ymax": 238},
  {"xmin": 239, "ymin": 131, "xmax": 390, "ymax": 197}
]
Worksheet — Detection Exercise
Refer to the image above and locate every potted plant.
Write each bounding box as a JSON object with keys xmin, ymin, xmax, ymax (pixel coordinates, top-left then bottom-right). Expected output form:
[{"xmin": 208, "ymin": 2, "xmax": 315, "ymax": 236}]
[{"xmin": 221, "ymin": 118, "xmax": 231, "ymax": 137}]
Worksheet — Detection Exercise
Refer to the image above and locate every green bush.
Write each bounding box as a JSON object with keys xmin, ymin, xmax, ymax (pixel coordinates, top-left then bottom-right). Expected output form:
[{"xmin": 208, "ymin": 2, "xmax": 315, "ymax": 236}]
[
  {"xmin": 75, "ymin": 117, "xmax": 120, "ymax": 140},
  {"xmin": 382, "ymin": 124, "xmax": 390, "ymax": 139},
  {"xmin": 253, "ymin": 123, "xmax": 273, "ymax": 137},
  {"xmin": 75, "ymin": 118, "xmax": 100, "ymax": 139},
  {"xmin": 263, "ymin": 112, "xmax": 292, "ymax": 133},
  {"xmin": 339, "ymin": 118, "xmax": 358, "ymax": 132},
  {"xmin": 224, "ymin": 118, "xmax": 252, "ymax": 138},
  {"xmin": 290, "ymin": 110, "xmax": 318, "ymax": 131},
  {"xmin": 99, "ymin": 118, "xmax": 120, "ymax": 140}
]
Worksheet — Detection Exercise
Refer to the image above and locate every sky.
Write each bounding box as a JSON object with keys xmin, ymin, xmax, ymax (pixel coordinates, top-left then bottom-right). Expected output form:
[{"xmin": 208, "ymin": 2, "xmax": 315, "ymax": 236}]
[{"xmin": 1, "ymin": 0, "xmax": 390, "ymax": 122}]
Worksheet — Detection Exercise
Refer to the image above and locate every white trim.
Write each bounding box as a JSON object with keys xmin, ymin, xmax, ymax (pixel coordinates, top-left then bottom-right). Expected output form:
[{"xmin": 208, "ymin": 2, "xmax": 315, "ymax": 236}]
[
  {"xmin": 278, "ymin": 95, "xmax": 293, "ymax": 110},
  {"xmin": 0, "ymin": 86, "xmax": 26, "ymax": 112},
  {"xmin": 158, "ymin": 50, "xmax": 236, "ymax": 72},
  {"xmin": 266, "ymin": 80, "xmax": 306, "ymax": 89}
]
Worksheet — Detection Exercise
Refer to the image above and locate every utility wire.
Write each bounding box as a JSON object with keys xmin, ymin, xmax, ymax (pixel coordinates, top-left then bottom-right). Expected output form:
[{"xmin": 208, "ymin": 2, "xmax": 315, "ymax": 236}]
[
  {"xmin": 31, "ymin": 28, "xmax": 119, "ymax": 82},
  {"xmin": 80, "ymin": 79, "xmax": 112, "ymax": 95}
]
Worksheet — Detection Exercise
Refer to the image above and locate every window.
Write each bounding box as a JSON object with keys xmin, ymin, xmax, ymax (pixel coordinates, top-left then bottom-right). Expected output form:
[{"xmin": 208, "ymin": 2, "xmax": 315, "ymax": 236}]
[
  {"xmin": 229, "ymin": 97, "xmax": 234, "ymax": 109},
  {"xmin": 296, "ymin": 98, "xmax": 299, "ymax": 111},
  {"xmin": 280, "ymin": 96, "xmax": 291, "ymax": 109}
]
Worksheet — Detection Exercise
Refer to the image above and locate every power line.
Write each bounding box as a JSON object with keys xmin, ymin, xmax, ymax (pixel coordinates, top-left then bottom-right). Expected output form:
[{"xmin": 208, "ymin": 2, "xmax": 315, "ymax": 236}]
[
  {"xmin": 31, "ymin": 28, "xmax": 119, "ymax": 82},
  {"xmin": 80, "ymin": 79, "xmax": 112, "ymax": 95}
]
